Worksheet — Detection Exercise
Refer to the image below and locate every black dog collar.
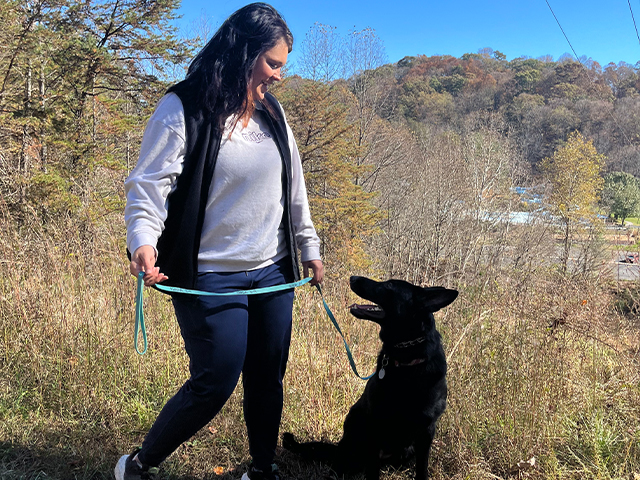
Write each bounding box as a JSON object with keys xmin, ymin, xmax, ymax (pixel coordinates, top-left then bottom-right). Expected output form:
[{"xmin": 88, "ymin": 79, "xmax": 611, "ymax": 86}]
[{"xmin": 378, "ymin": 353, "xmax": 427, "ymax": 379}]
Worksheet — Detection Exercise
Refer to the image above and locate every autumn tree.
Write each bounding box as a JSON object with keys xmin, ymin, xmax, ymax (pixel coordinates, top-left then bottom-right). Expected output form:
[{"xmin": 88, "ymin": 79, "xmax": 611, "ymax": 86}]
[
  {"xmin": 286, "ymin": 25, "xmax": 391, "ymax": 276},
  {"xmin": 368, "ymin": 113, "xmax": 528, "ymax": 286},
  {"xmin": 273, "ymin": 78, "xmax": 381, "ymax": 277},
  {"xmin": 342, "ymin": 29, "xmax": 395, "ymax": 192},
  {"xmin": 541, "ymin": 131, "xmax": 605, "ymax": 274},
  {"xmin": 344, "ymin": 27, "xmax": 387, "ymax": 79},
  {"xmin": 509, "ymin": 57, "xmax": 545, "ymax": 93}
]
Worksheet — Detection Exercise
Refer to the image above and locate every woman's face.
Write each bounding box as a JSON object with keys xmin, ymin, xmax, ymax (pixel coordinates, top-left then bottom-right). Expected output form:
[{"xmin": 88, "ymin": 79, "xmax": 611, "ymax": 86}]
[{"xmin": 250, "ymin": 39, "xmax": 289, "ymax": 102}]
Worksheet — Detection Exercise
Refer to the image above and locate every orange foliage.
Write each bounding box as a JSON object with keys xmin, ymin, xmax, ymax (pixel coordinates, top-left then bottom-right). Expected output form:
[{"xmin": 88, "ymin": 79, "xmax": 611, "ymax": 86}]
[{"xmin": 402, "ymin": 55, "xmax": 496, "ymax": 93}]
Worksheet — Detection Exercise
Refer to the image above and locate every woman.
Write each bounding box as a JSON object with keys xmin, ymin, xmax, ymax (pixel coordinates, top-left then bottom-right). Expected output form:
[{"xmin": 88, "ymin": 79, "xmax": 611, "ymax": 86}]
[{"xmin": 116, "ymin": 4, "xmax": 323, "ymax": 480}]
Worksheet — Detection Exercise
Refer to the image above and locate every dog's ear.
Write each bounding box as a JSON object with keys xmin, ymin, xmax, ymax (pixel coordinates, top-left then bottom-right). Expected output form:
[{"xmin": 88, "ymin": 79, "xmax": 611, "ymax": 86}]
[{"xmin": 420, "ymin": 287, "xmax": 458, "ymax": 312}]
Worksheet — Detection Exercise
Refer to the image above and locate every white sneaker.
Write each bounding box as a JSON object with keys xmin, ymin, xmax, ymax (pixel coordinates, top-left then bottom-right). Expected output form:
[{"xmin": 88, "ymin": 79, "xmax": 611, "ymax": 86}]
[{"xmin": 113, "ymin": 449, "xmax": 159, "ymax": 480}]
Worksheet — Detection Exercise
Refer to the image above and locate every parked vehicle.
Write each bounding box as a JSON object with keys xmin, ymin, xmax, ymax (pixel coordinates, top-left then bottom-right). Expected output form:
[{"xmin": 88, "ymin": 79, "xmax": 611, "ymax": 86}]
[{"xmin": 620, "ymin": 253, "xmax": 639, "ymax": 264}]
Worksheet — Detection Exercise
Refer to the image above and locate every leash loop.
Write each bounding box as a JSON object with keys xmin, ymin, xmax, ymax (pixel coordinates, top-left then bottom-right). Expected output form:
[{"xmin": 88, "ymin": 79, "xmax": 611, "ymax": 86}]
[{"xmin": 135, "ymin": 271, "xmax": 148, "ymax": 355}]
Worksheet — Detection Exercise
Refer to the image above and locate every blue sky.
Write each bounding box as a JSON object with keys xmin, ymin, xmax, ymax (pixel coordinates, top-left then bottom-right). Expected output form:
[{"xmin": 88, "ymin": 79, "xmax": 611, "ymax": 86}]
[{"xmin": 174, "ymin": 0, "xmax": 640, "ymax": 70}]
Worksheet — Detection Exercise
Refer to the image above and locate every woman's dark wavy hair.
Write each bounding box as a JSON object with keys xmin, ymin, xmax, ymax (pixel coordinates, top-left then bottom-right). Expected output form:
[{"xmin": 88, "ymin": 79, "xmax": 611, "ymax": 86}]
[{"xmin": 171, "ymin": 3, "xmax": 292, "ymax": 129}]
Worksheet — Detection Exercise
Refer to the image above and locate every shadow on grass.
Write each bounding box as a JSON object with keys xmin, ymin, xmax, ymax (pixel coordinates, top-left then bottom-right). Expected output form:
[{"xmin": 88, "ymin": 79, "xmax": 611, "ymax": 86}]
[
  {"xmin": 0, "ymin": 440, "xmax": 110, "ymax": 480},
  {"xmin": 0, "ymin": 440, "xmax": 256, "ymax": 480},
  {"xmin": 0, "ymin": 441, "xmax": 343, "ymax": 480}
]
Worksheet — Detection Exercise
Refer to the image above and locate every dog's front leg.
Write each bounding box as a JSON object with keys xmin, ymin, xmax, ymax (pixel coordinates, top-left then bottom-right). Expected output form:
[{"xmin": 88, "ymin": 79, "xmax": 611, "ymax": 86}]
[
  {"xmin": 414, "ymin": 423, "xmax": 437, "ymax": 480},
  {"xmin": 363, "ymin": 445, "xmax": 381, "ymax": 480},
  {"xmin": 364, "ymin": 460, "xmax": 380, "ymax": 480},
  {"xmin": 414, "ymin": 440, "xmax": 431, "ymax": 480}
]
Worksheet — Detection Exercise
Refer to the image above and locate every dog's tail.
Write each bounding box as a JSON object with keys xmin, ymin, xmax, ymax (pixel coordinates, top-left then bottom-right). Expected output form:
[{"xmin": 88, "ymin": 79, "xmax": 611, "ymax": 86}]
[{"xmin": 282, "ymin": 432, "xmax": 340, "ymax": 463}]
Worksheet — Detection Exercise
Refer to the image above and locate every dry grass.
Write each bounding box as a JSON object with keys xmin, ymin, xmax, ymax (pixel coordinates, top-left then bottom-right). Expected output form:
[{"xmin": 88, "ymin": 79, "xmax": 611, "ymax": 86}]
[{"xmin": 1, "ymin": 208, "xmax": 639, "ymax": 479}]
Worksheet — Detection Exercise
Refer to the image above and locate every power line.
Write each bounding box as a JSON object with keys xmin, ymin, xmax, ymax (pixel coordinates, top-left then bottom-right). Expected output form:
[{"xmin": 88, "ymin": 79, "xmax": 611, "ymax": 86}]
[
  {"xmin": 543, "ymin": 0, "xmax": 593, "ymax": 80},
  {"xmin": 543, "ymin": 0, "xmax": 634, "ymax": 148},
  {"xmin": 544, "ymin": 0, "xmax": 580, "ymax": 61},
  {"xmin": 629, "ymin": 0, "xmax": 640, "ymax": 46}
]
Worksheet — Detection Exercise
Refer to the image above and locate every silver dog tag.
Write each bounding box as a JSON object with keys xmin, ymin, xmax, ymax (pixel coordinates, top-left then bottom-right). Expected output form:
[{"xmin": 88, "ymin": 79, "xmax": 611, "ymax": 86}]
[{"xmin": 378, "ymin": 355, "xmax": 389, "ymax": 379}]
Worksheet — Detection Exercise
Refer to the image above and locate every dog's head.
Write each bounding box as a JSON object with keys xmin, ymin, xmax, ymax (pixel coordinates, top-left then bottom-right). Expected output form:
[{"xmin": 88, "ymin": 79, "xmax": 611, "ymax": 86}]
[{"xmin": 349, "ymin": 276, "xmax": 458, "ymax": 342}]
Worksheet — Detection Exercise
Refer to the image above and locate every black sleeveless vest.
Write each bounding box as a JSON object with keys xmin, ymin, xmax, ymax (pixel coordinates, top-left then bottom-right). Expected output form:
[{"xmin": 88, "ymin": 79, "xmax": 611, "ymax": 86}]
[{"xmin": 152, "ymin": 85, "xmax": 300, "ymax": 290}]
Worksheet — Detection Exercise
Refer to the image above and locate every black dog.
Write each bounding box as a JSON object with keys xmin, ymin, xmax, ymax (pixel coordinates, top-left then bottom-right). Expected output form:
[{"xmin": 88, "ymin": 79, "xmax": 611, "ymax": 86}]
[{"xmin": 283, "ymin": 276, "xmax": 458, "ymax": 480}]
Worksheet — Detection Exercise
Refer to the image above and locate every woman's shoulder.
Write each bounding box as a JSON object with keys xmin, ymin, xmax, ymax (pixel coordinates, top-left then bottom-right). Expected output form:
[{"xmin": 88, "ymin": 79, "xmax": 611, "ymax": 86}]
[
  {"xmin": 262, "ymin": 92, "xmax": 290, "ymax": 126},
  {"xmin": 154, "ymin": 93, "xmax": 184, "ymax": 116},
  {"xmin": 263, "ymin": 92, "xmax": 284, "ymax": 113},
  {"xmin": 149, "ymin": 93, "xmax": 185, "ymax": 134}
]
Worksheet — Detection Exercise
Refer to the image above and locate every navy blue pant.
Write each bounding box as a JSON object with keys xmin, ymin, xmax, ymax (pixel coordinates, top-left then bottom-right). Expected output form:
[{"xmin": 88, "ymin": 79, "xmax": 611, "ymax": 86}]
[{"xmin": 137, "ymin": 258, "xmax": 295, "ymax": 470}]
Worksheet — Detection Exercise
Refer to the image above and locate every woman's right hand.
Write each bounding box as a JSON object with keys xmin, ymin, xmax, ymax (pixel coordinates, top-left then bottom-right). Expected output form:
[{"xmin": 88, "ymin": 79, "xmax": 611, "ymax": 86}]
[{"xmin": 130, "ymin": 245, "xmax": 168, "ymax": 286}]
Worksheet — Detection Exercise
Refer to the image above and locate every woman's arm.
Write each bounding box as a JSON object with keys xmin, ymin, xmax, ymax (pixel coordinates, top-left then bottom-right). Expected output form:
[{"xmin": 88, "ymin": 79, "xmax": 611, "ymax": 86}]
[
  {"xmin": 286, "ymin": 121, "xmax": 324, "ymax": 285},
  {"xmin": 124, "ymin": 93, "xmax": 186, "ymax": 285}
]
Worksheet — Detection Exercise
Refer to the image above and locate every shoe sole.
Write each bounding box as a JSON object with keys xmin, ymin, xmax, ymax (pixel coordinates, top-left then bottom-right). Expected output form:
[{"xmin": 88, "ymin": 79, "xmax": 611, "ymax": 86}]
[
  {"xmin": 114, "ymin": 455, "xmax": 128, "ymax": 480},
  {"xmin": 241, "ymin": 474, "xmax": 249, "ymax": 480}
]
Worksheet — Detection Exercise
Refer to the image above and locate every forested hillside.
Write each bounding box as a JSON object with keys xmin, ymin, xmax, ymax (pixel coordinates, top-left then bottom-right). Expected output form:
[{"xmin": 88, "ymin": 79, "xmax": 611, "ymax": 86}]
[{"xmin": 390, "ymin": 50, "xmax": 640, "ymax": 175}]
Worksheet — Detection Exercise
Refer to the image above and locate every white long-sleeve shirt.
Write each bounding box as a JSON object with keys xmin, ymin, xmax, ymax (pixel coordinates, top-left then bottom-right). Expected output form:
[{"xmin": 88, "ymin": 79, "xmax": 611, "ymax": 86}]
[{"xmin": 124, "ymin": 93, "xmax": 321, "ymax": 273}]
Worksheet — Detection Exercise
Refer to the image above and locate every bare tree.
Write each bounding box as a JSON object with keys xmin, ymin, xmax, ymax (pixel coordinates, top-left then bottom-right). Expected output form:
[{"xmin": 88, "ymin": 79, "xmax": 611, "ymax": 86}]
[
  {"xmin": 341, "ymin": 28, "xmax": 396, "ymax": 192},
  {"xmin": 298, "ymin": 23, "xmax": 343, "ymax": 82},
  {"xmin": 344, "ymin": 27, "xmax": 386, "ymax": 78}
]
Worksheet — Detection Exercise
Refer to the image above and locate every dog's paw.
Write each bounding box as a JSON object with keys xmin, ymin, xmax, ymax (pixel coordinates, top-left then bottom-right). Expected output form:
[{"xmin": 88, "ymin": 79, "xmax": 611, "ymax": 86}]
[{"xmin": 282, "ymin": 432, "xmax": 297, "ymax": 451}]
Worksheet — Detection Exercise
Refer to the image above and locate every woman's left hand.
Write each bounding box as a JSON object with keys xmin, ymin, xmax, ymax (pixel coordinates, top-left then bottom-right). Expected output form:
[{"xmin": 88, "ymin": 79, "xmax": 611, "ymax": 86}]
[{"xmin": 302, "ymin": 259, "xmax": 324, "ymax": 286}]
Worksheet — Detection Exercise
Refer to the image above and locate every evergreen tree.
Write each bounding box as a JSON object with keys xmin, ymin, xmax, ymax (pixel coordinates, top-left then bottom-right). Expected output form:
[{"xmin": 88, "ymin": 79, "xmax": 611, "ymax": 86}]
[{"xmin": 0, "ymin": 0, "xmax": 189, "ymax": 221}]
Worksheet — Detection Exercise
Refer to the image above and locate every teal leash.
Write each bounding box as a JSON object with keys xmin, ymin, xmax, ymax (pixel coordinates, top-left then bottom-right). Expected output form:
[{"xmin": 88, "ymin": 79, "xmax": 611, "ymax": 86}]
[
  {"xmin": 314, "ymin": 284, "xmax": 375, "ymax": 380},
  {"xmin": 154, "ymin": 276, "xmax": 312, "ymax": 297},
  {"xmin": 134, "ymin": 272, "xmax": 311, "ymax": 355},
  {"xmin": 134, "ymin": 271, "xmax": 149, "ymax": 355},
  {"xmin": 134, "ymin": 273, "xmax": 375, "ymax": 380}
]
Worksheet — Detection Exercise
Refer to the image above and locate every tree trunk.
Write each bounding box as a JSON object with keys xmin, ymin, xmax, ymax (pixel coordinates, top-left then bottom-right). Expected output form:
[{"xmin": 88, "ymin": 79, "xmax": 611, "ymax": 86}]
[{"xmin": 562, "ymin": 218, "xmax": 571, "ymax": 274}]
